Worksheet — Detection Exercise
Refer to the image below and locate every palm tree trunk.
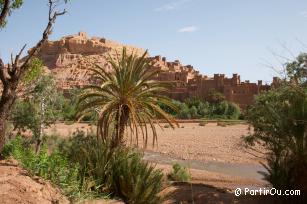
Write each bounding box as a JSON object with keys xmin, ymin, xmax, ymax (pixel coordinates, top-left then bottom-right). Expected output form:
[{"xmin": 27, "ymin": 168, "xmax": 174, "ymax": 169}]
[{"xmin": 112, "ymin": 108, "xmax": 129, "ymax": 148}]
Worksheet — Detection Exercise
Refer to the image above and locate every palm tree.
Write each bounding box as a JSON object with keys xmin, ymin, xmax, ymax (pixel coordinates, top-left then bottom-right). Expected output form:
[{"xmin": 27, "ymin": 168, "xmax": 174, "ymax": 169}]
[{"xmin": 77, "ymin": 48, "xmax": 178, "ymax": 148}]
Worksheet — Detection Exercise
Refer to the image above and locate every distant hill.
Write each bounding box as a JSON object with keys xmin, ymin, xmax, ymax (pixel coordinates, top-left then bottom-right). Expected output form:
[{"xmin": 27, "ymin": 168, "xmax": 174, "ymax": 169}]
[{"xmin": 35, "ymin": 31, "xmax": 146, "ymax": 90}]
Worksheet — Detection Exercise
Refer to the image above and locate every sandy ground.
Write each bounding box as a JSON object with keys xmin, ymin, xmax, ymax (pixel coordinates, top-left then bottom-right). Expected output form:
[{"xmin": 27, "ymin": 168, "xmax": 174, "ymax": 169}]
[
  {"xmin": 141, "ymin": 123, "xmax": 264, "ymax": 165},
  {"xmin": 46, "ymin": 122, "xmax": 265, "ymax": 165}
]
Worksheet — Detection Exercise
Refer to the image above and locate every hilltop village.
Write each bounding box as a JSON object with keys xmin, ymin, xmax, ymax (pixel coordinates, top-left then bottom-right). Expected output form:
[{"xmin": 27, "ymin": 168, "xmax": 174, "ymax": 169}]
[{"xmin": 36, "ymin": 32, "xmax": 277, "ymax": 108}]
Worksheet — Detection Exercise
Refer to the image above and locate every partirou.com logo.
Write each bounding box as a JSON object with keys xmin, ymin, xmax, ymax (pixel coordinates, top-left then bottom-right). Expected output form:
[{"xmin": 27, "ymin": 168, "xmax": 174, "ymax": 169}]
[{"xmin": 235, "ymin": 188, "xmax": 301, "ymax": 196}]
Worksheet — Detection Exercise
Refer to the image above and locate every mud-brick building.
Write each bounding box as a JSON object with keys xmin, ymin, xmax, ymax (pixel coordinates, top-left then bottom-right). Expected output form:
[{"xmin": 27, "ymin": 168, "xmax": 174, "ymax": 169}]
[{"xmin": 149, "ymin": 55, "xmax": 273, "ymax": 109}]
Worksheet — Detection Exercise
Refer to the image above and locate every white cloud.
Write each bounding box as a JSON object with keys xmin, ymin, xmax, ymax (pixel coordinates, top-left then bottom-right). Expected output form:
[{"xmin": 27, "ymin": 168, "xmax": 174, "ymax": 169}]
[
  {"xmin": 154, "ymin": 0, "xmax": 190, "ymax": 12},
  {"xmin": 300, "ymin": 11, "xmax": 307, "ymax": 18},
  {"xmin": 178, "ymin": 26, "xmax": 198, "ymax": 33}
]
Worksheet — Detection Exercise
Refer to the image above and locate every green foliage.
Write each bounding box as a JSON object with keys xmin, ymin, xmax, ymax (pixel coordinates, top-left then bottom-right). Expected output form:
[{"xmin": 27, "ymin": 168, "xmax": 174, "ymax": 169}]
[
  {"xmin": 23, "ymin": 58, "xmax": 43, "ymax": 84},
  {"xmin": 59, "ymin": 131, "xmax": 165, "ymax": 203},
  {"xmin": 2, "ymin": 135, "xmax": 27, "ymax": 158},
  {"xmin": 161, "ymin": 97, "xmax": 241, "ymax": 120},
  {"xmin": 11, "ymin": 75, "xmax": 61, "ymax": 144},
  {"xmin": 168, "ymin": 163, "xmax": 191, "ymax": 182},
  {"xmin": 109, "ymin": 150, "xmax": 164, "ymax": 204},
  {"xmin": 285, "ymin": 53, "xmax": 307, "ymax": 85},
  {"xmin": 176, "ymin": 103, "xmax": 192, "ymax": 119},
  {"xmin": 11, "ymin": 100, "xmax": 39, "ymax": 136},
  {"xmin": 2, "ymin": 136, "xmax": 81, "ymax": 199},
  {"xmin": 5, "ymin": 130, "xmax": 165, "ymax": 203},
  {"xmin": 207, "ymin": 89, "xmax": 225, "ymax": 104},
  {"xmin": 245, "ymin": 84, "xmax": 307, "ymax": 193},
  {"xmin": 60, "ymin": 89, "xmax": 86, "ymax": 121},
  {"xmin": 0, "ymin": 0, "xmax": 23, "ymax": 10},
  {"xmin": 77, "ymin": 48, "xmax": 178, "ymax": 147},
  {"xmin": 244, "ymin": 54, "xmax": 307, "ymax": 201}
]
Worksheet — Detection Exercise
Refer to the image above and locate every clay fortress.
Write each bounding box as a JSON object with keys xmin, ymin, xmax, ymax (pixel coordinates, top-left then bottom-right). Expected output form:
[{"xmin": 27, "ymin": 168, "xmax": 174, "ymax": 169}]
[{"xmin": 36, "ymin": 32, "xmax": 278, "ymax": 109}]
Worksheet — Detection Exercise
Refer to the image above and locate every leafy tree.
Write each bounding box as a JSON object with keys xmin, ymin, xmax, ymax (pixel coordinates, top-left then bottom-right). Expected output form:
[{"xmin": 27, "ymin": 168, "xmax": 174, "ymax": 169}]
[
  {"xmin": 213, "ymin": 101, "xmax": 229, "ymax": 116},
  {"xmin": 245, "ymin": 55, "xmax": 307, "ymax": 197},
  {"xmin": 163, "ymin": 98, "xmax": 241, "ymax": 120},
  {"xmin": 185, "ymin": 97, "xmax": 203, "ymax": 108},
  {"xmin": 177, "ymin": 105, "xmax": 192, "ymax": 119},
  {"xmin": 225, "ymin": 102, "xmax": 240, "ymax": 119},
  {"xmin": 22, "ymin": 58, "xmax": 44, "ymax": 85},
  {"xmin": 285, "ymin": 53, "xmax": 307, "ymax": 85},
  {"xmin": 77, "ymin": 48, "xmax": 178, "ymax": 148},
  {"xmin": 11, "ymin": 74, "xmax": 61, "ymax": 153},
  {"xmin": 0, "ymin": 0, "xmax": 68, "ymax": 154}
]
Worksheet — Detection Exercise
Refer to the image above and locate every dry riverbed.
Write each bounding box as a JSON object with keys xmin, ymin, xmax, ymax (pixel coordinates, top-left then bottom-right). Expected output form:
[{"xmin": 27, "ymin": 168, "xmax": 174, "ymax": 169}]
[
  {"xmin": 46, "ymin": 122, "xmax": 265, "ymax": 165},
  {"xmin": 45, "ymin": 122, "xmax": 268, "ymax": 189}
]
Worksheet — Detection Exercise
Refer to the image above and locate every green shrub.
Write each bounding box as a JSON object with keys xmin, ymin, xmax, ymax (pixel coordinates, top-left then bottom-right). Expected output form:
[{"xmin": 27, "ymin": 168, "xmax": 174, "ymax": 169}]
[
  {"xmin": 59, "ymin": 132, "xmax": 164, "ymax": 203},
  {"xmin": 168, "ymin": 163, "xmax": 191, "ymax": 182},
  {"xmin": 168, "ymin": 97, "xmax": 241, "ymax": 120},
  {"xmin": 245, "ymin": 83, "xmax": 307, "ymax": 196},
  {"xmin": 177, "ymin": 105, "xmax": 192, "ymax": 119},
  {"xmin": 3, "ymin": 136, "xmax": 81, "ymax": 199},
  {"xmin": 5, "ymin": 132, "xmax": 165, "ymax": 203},
  {"xmin": 226, "ymin": 102, "xmax": 241, "ymax": 119},
  {"xmin": 108, "ymin": 150, "xmax": 164, "ymax": 204}
]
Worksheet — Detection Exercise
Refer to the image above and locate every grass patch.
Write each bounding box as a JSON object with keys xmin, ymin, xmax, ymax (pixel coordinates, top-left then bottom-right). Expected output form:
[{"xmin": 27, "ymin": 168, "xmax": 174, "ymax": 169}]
[{"xmin": 168, "ymin": 163, "xmax": 191, "ymax": 182}]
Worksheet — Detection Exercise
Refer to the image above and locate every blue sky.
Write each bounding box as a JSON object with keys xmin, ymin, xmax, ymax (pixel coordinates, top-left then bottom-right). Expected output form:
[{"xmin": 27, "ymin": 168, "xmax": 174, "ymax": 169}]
[{"xmin": 1, "ymin": 0, "xmax": 307, "ymax": 83}]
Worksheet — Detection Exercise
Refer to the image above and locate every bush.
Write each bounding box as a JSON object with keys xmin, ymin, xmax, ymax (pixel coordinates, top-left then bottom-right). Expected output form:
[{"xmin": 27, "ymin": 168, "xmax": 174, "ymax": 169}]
[
  {"xmin": 168, "ymin": 163, "xmax": 191, "ymax": 182},
  {"xmin": 168, "ymin": 98, "xmax": 241, "ymax": 120},
  {"xmin": 3, "ymin": 136, "xmax": 81, "ymax": 199},
  {"xmin": 109, "ymin": 150, "xmax": 164, "ymax": 204},
  {"xmin": 59, "ymin": 131, "xmax": 165, "ymax": 203},
  {"xmin": 245, "ymin": 84, "xmax": 307, "ymax": 196},
  {"xmin": 177, "ymin": 104, "xmax": 192, "ymax": 119},
  {"xmin": 5, "ymin": 132, "xmax": 165, "ymax": 203}
]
